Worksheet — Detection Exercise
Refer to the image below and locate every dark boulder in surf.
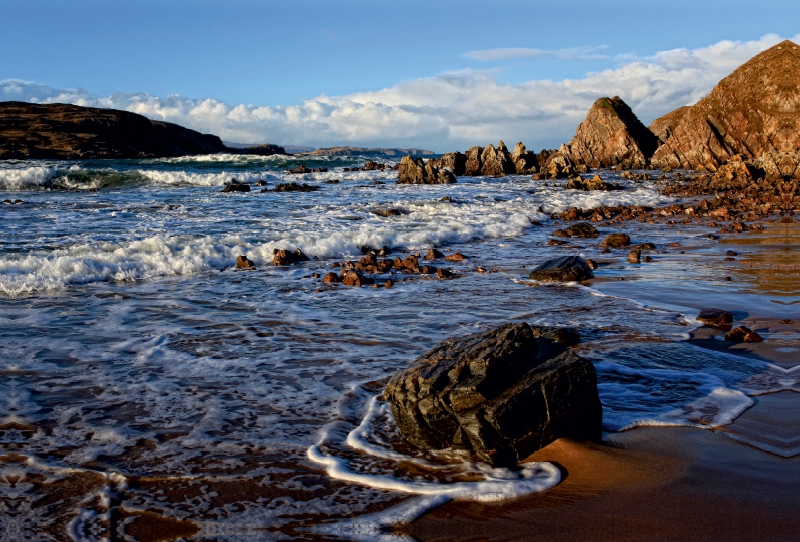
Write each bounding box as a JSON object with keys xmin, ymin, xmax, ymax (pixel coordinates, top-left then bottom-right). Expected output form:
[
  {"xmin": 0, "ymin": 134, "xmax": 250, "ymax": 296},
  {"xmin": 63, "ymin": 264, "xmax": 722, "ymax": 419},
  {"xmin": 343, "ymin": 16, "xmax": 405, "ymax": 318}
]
[
  {"xmin": 385, "ymin": 323, "xmax": 602, "ymax": 466},
  {"xmin": 529, "ymin": 256, "xmax": 595, "ymax": 282}
]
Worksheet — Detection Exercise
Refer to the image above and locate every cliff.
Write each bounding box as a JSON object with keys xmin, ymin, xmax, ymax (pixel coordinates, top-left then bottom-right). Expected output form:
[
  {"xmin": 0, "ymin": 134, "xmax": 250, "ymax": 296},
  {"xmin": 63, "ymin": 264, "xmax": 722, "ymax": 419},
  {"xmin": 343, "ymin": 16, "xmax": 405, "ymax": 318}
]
[{"xmin": 0, "ymin": 101, "xmax": 231, "ymax": 160}]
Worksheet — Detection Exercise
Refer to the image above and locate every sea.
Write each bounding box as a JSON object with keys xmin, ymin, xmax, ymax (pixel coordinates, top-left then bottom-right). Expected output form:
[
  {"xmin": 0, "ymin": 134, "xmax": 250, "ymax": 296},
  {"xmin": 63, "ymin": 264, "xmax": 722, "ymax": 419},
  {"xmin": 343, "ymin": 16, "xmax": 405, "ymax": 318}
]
[{"xmin": 0, "ymin": 153, "xmax": 795, "ymax": 540}]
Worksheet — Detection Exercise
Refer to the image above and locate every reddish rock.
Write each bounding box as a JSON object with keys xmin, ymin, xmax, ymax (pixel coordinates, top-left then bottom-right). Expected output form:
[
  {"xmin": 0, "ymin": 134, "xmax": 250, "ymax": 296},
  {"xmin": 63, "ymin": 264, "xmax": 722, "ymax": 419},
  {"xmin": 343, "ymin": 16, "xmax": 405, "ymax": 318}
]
[
  {"xmin": 652, "ymin": 40, "xmax": 800, "ymax": 180},
  {"xmin": 342, "ymin": 269, "xmax": 366, "ymax": 287},
  {"xmin": 697, "ymin": 308, "xmax": 734, "ymax": 327},
  {"xmin": 397, "ymin": 156, "xmax": 457, "ymax": 184},
  {"xmin": 725, "ymin": 326, "xmax": 763, "ymax": 343},
  {"xmin": 600, "ymin": 233, "xmax": 631, "ymax": 248},
  {"xmin": 236, "ymin": 255, "xmax": 254, "ymax": 268},
  {"xmin": 437, "ymin": 268, "xmax": 454, "ymax": 279},
  {"xmin": 627, "ymin": 249, "xmax": 641, "ymax": 263},
  {"xmin": 425, "ymin": 248, "xmax": 444, "ymax": 260},
  {"xmin": 445, "ymin": 252, "xmax": 466, "ymax": 262},
  {"xmin": 649, "ymin": 106, "xmax": 691, "ymax": 145},
  {"xmin": 322, "ymin": 272, "xmax": 340, "ymax": 283}
]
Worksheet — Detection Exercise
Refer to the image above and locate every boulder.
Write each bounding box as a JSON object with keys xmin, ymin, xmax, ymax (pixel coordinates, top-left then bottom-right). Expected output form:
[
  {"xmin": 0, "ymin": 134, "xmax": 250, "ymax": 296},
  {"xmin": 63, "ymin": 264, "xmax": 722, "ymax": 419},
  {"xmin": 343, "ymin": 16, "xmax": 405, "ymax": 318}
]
[
  {"xmin": 627, "ymin": 249, "xmax": 641, "ymax": 263},
  {"xmin": 385, "ymin": 323, "xmax": 602, "ymax": 466},
  {"xmin": 464, "ymin": 146, "xmax": 485, "ymax": 175},
  {"xmin": 565, "ymin": 174, "xmax": 620, "ymax": 191},
  {"xmin": 236, "ymin": 255, "xmax": 254, "ymax": 269},
  {"xmin": 223, "ymin": 179, "xmax": 250, "ymax": 192},
  {"xmin": 272, "ymin": 248, "xmax": 309, "ymax": 266},
  {"xmin": 529, "ymin": 256, "xmax": 595, "ymax": 282},
  {"xmin": 725, "ymin": 326, "xmax": 763, "ymax": 343},
  {"xmin": 554, "ymin": 222, "xmax": 599, "ymax": 238},
  {"xmin": 425, "ymin": 248, "xmax": 444, "ymax": 260},
  {"xmin": 600, "ymin": 233, "xmax": 631, "ymax": 248},
  {"xmin": 480, "ymin": 142, "xmax": 516, "ymax": 176},
  {"xmin": 372, "ymin": 207, "xmax": 410, "ymax": 217},
  {"xmin": 322, "ymin": 272, "xmax": 340, "ymax": 283},
  {"xmin": 445, "ymin": 252, "xmax": 466, "ymax": 262},
  {"xmin": 342, "ymin": 269, "xmax": 367, "ymax": 286},
  {"xmin": 697, "ymin": 308, "xmax": 734, "ymax": 327},
  {"xmin": 271, "ymin": 182, "xmax": 319, "ymax": 192}
]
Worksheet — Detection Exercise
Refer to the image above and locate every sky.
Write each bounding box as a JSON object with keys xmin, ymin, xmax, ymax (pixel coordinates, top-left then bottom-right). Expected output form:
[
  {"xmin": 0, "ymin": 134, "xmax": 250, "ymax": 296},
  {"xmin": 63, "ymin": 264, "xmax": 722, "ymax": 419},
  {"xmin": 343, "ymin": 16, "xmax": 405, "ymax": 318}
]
[{"xmin": 1, "ymin": 0, "xmax": 799, "ymax": 152}]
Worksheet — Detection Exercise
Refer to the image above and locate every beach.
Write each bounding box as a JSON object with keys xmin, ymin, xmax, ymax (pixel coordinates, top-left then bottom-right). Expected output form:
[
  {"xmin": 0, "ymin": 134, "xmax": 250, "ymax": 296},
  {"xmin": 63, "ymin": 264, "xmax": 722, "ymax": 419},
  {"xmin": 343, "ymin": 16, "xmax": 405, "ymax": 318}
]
[{"xmin": 1, "ymin": 155, "xmax": 798, "ymax": 540}]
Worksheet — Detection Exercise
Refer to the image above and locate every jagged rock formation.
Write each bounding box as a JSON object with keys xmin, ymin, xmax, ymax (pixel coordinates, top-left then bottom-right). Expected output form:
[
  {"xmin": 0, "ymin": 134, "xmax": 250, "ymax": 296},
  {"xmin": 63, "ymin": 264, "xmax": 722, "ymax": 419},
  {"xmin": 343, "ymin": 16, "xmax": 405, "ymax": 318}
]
[
  {"xmin": 560, "ymin": 97, "xmax": 659, "ymax": 169},
  {"xmin": 385, "ymin": 323, "xmax": 601, "ymax": 466},
  {"xmin": 410, "ymin": 141, "xmax": 540, "ymax": 179},
  {"xmin": 652, "ymin": 40, "xmax": 800, "ymax": 180},
  {"xmin": 0, "ymin": 102, "xmax": 229, "ymax": 159},
  {"xmin": 397, "ymin": 155, "xmax": 456, "ymax": 184},
  {"xmin": 301, "ymin": 146, "xmax": 435, "ymax": 157}
]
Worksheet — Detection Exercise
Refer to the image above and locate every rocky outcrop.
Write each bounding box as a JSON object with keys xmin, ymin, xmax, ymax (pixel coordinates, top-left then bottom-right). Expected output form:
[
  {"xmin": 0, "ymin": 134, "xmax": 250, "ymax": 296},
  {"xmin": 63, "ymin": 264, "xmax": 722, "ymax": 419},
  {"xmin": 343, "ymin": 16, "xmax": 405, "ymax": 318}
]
[
  {"xmin": 300, "ymin": 146, "xmax": 435, "ymax": 157},
  {"xmin": 397, "ymin": 156, "xmax": 457, "ymax": 184},
  {"xmin": 0, "ymin": 102, "xmax": 229, "ymax": 159},
  {"xmin": 385, "ymin": 323, "xmax": 602, "ymax": 466},
  {"xmin": 564, "ymin": 174, "xmax": 620, "ymax": 191},
  {"xmin": 649, "ymin": 106, "xmax": 691, "ymax": 145},
  {"xmin": 560, "ymin": 97, "xmax": 659, "ymax": 169},
  {"xmin": 652, "ymin": 40, "xmax": 800, "ymax": 180},
  {"xmin": 407, "ymin": 141, "xmax": 539, "ymax": 180}
]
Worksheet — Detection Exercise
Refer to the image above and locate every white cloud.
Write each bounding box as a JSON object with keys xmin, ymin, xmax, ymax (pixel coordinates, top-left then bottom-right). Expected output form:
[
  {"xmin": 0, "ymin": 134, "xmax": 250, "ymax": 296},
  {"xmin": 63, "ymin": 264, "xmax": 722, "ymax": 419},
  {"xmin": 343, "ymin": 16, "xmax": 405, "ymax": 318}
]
[
  {"xmin": 464, "ymin": 46, "xmax": 607, "ymax": 61},
  {"xmin": 2, "ymin": 34, "xmax": 797, "ymax": 152}
]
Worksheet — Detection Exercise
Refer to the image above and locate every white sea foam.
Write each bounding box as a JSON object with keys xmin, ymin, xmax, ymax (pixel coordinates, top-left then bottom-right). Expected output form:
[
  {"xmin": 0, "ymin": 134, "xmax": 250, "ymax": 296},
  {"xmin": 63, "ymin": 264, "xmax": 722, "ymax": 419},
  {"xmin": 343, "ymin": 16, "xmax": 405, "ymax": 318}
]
[
  {"xmin": 0, "ymin": 165, "xmax": 58, "ymax": 189},
  {"xmin": 308, "ymin": 393, "xmax": 561, "ymax": 534}
]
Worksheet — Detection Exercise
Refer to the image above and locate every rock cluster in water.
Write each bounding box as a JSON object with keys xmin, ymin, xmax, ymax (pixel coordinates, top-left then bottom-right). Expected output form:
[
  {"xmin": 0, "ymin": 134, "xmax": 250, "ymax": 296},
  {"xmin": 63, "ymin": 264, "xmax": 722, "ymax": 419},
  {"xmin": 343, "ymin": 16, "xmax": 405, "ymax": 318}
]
[{"xmin": 385, "ymin": 323, "xmax": 602, "ymax": 466}]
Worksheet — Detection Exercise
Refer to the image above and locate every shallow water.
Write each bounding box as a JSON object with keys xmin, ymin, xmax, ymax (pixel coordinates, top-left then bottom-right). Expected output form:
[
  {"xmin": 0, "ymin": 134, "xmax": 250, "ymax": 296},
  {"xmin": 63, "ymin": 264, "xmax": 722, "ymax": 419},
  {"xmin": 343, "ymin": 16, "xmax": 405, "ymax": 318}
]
[{"xmin": 0, "ymin": 155, "xmax": 793, "ymax": 540}]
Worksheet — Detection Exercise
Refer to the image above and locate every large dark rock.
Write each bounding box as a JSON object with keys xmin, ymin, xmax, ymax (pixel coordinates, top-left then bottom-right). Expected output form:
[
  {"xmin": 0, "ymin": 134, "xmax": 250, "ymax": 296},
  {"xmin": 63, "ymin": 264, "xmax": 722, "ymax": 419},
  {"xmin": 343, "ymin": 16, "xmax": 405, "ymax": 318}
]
[
  {"xmin": 529, "ymin": 256, "xmax": 595, "ymax": 282},
  {"xmin": 385, "ymin": 323, "xmax": 602, "ymax": 466},
  {"xmin": 0, "ymin": 101, "xmax": 229, "ymax": 159}
]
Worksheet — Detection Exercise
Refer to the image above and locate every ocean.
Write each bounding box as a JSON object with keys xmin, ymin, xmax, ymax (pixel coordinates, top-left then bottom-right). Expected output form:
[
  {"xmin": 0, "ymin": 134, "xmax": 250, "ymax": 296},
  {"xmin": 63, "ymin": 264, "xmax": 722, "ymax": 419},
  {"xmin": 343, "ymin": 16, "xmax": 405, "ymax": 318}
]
[{"xmin": 0, "ymin": 154, "xmax": 793, "ymax": 540}]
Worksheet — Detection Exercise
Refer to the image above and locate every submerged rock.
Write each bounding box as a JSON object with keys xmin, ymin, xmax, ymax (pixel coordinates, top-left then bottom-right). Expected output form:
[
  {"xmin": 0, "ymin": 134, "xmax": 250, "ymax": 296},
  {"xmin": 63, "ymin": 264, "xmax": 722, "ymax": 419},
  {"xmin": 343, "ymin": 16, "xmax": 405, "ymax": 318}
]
[
  {"xmin": 529, "ymin": 256, "xmax": 595, "ymax": 282},
  {"xmin": 552, "ymin": 222, "xmax": 599, "ymax": 239},
  {"xmin": 385, "ymin": 323, "xmax": 602, "ymax": 466},
  {"xmin": 236, "ymin": 255, "xmax": 255, "ymax": 269},
  {"xmin": 222, "ymin": 179, "xmax": 250, "ymax": 192}
]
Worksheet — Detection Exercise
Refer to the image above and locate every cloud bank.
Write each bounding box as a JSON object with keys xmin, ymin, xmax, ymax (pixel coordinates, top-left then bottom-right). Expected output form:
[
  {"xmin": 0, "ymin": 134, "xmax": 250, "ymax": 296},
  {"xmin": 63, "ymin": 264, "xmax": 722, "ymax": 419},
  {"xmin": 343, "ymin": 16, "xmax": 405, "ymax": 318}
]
[{"xmin": 2, "ymin": 34, "xmax": 796, "ymax": 152}]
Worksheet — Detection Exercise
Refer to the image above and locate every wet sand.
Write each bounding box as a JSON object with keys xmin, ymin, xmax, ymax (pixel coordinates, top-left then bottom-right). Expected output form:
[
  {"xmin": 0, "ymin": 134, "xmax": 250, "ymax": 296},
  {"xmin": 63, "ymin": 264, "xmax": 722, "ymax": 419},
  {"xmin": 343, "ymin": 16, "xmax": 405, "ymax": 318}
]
[{"xmin": 402, "ymin": 428, "xmax": 800, "ymax": 541}]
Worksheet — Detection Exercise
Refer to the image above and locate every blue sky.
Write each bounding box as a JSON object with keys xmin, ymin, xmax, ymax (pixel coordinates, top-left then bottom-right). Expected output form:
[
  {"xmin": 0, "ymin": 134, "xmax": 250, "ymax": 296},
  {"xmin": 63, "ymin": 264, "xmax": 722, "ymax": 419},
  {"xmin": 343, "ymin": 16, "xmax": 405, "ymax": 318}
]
[{"xmin": 2, "ymin": 0, "xmax": 799, "ymax": 150}]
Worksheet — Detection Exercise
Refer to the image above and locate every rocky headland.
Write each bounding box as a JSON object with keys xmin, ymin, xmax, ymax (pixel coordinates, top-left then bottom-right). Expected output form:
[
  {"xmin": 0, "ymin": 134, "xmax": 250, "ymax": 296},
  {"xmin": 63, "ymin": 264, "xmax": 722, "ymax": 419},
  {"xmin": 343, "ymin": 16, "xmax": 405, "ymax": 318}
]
[
  {"xmin": 396, "ymin": 39, "xmax": 800, "ymax": 198},
  {"xmin": 0, "ymin": 102, "xmax": 285, "ymax": 159}
]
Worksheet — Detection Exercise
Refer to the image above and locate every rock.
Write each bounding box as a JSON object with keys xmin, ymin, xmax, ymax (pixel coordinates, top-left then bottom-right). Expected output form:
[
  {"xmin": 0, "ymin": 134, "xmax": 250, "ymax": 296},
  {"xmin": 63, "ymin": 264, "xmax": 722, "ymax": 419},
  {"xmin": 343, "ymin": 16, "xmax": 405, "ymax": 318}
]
[
  {"xmin": 585, "ymin": 258, "xmax": 598, "ymax": 270},
  {"xmin": 480, "ymin": 142, "xmax": 516, "ymax": 176},
  {"xmin": 322, "ymin": 272, "xmax": 340, "ymax": 283},
  {"xmin": 0, "ymin": 102, "xmax": 229, "ymax": 160},
  {"xmin": 643, "ymin": 255, "xmax": 654, "ymax": 262},
  {"xmin": 697, "ymin": 308, "xmax": 734, "ymax": 327},
  {"xmin": 529, "ymin": 256, "xmax": 595, "ymax": 282},
  {"xmin": 652, "ymin": 40, "xmax": 800, "ymax": 181},
  {"xmin": 343, "ymin": 269, "xmax": 366, "ymax": 287},
  {"xmin": 372, "ymin": 207, "xmax": 410, "ymax": 217},
  {"xmin": 437, "ymin": 268, "xmax": 454, "ymax": 279},
  {"xmin": 236, "ymin": 255, "xmax": 254, "ymax": 269},
  {"xmin": 725, "ymin": 326, "xmax": 763, "ymax": 343},
  {"xmin": 565, "ymin": 174, "xmax": 620, "ymax": 191},
  {"xmin": 402, "ymin": 255, "xmax": 420, "ymax": 272},
  {"xmin": 445, "ymin": 252, "xmax": 466, "ymax": 262},
  {"xmin": 560, "ymin": 97, "xmax": 659, "ymax": 170},
  {"xmin": 272, "ymin": 248, "xmax": 309, "ymax": 266},
  {"xmin": 385, "ymin": 279, "xmax": 394, "ymax": 288},
  {"xmin": 397, "ymin": 156, "xmax": 457, "ymax": 184},
  {"xmin": 425, "ymin": 248, "xmax": 444, "ymax": 260},
  {"xmin": 429, "ymin": 152, "xmax": 467, "ymax": 176},
  {"xmin": 600, "ymin": 233, "xmax": 631, "ymax": 248},
  {"xmin": 385, "ymin": 323, "xmax": 602, "ymax": 466},
  {"xmin": 510, "ymin": 142, "xmax": 539, "ymax": 174},
  {"xmin": 222, "ymin": 179, "xmax": 250, "ymax": 192},
  {"xmin": 378, "ymin": 246, "xmax": 392, "ymax": 256},
  {"xmin": 464, "ymin": 146, "xmax": 485, "ymax": 175},
  {"xmin": 271, "ymin": 182, "xmax": 319, "ymax": 192},
  {"xmin": 649, "ymin": 106, "xmax": 691, "ymax": 145},
  {"xmin": 420, "ymin": 265, "xmax": 437, "ymax": 274},
  {"xmin": 555, "ymin": 222, "xmax": 599, "ymax": 238},
  {"xmin": 628, "ymin": 250, "xmax": 641, "ymax": 263}
]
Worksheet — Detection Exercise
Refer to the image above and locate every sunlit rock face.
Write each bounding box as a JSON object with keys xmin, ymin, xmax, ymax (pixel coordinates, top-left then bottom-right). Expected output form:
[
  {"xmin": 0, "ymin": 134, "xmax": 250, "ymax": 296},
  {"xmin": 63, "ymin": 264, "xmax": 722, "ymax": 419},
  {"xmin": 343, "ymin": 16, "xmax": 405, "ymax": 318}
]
[{"xmin": 652, "ymin": 40, "xmax": 800, "ymax": 180}]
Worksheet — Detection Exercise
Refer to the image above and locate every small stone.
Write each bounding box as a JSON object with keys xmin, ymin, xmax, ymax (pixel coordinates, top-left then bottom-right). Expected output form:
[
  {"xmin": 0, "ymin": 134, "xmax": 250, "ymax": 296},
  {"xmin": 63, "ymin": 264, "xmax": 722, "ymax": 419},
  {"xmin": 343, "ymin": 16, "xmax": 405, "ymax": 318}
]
[
  {"xmin": 445, "ymin": 252, "xmax": 466, "ymax": 262},
  {"xmin": 585, "ymin": 258, "xmax": 598, "ymax": 270},
  {"xmin": 529, "ymin": 256, "xmax": 595, "ymax": 282},
  {"xmin": 342, "ymin": 269, "xmax": 365, "ymax": 287},
  {"xmin": 437, "ymin": 268, "xmax": 453, "ymax": 279},
  {"xmin": 697, "ymin": 308, "xmax": 733, "ymax": 327},
  {"xmin": 643, "ymin": 255, "xmax": 654, "ymax": 262},
  {"xmin": 385, "ymin": 279, "xmax": 394, "ymax": 288},
  {"xmin": 628, "ymin": 250, "xmax": 641, "ymax": 263}
]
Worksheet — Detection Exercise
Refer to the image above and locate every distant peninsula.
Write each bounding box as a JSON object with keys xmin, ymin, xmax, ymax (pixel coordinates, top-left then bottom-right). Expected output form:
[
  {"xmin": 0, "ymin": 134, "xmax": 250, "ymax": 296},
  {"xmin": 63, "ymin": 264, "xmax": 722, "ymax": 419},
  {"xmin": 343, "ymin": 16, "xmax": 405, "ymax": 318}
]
[
  {"xmin": 299, "ymin": 146, "xmax": 435, "ymax": 157},
  {"xmin": 0, "ymin": 102, "xmax": 285, "ymax": 160}
]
